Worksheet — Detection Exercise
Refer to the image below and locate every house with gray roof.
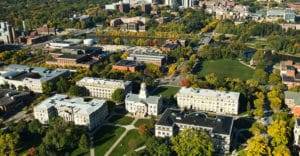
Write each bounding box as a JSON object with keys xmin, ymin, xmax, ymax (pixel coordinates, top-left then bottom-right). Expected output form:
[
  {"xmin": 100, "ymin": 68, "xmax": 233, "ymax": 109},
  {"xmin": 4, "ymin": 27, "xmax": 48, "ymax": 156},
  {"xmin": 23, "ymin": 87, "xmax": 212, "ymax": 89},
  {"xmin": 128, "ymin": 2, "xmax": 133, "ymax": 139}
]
[
  {"xmin": 155, "ymin": 108, "xmax": 234, "ymax": 154},
  {"xmin": 34, "ymin": 94, "xmax": 108, "ymax": 130},
  {"xmin": 125, "ymin": 83, "xmax": 162, "ymax": 117}
]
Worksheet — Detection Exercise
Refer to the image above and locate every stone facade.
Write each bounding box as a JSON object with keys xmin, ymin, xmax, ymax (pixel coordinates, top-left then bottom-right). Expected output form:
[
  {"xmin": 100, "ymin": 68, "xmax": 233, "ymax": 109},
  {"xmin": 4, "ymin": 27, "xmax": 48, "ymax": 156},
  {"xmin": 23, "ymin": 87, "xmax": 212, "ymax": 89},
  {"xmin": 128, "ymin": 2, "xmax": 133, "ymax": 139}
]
[
  {"xmin": 125, "ymin": 83, "xmax": 163, "ymax": 117},
  {"xmin": 176, "ymin": 87, "xmax": 240, "ymax": 115},
  {"xmin": 76, "ymin": 77, "xmax": 132, "ymax": 100},
  {"xmin": 34, "ymin": 94, "xmax": 108, "ymax": 130}
]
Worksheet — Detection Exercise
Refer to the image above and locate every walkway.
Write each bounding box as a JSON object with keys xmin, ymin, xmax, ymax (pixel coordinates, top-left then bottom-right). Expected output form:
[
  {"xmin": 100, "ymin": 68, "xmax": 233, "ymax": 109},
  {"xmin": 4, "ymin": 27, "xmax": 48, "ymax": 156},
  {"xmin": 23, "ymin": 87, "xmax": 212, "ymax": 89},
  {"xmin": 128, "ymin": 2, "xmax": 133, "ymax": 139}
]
[
  {"xmin": 104, "ymin": 117, "xmax": 139, "ymax": 156},
  {"xmin": 239, "ymin": 60, "xmax": 255, "ymax": 69}
]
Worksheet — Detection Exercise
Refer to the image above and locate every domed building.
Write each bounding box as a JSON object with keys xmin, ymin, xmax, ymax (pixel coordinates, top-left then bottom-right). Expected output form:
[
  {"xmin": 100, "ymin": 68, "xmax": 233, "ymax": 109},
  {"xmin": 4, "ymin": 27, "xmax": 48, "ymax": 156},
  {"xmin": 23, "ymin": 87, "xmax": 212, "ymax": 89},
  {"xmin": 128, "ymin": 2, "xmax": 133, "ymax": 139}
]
[{"xmin": 125, "ymin": 83, "xmax": 163, "ymax": 117}]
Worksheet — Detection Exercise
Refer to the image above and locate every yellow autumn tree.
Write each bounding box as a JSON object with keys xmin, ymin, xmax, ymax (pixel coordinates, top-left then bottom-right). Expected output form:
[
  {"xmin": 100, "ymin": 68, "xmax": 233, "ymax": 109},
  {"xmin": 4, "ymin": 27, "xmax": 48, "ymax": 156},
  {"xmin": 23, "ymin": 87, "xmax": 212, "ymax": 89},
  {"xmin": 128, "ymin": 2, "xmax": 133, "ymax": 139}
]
[{"xmin": 247, "ymin": 135, "xmax": 271, "ymax": 156}]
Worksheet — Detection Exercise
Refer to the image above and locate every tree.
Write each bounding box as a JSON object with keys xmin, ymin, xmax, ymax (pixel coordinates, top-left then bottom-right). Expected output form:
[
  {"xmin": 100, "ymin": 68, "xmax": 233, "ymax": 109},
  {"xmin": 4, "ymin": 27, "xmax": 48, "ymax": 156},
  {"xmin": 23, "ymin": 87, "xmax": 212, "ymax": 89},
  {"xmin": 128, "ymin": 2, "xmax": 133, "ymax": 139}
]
[
  {"xmin": 268, "ymin": 71, "xmax": 281, "ymax": 85},
  {"xmin": 28, "ymin": 147, "xmax": 37, "ymax": 156},
  {"xmin": 168, "ymin": 63, "xmax": 177, "ymax": 75},
  {"xmin": 171, "ymin": 129, "xmax": 214, "ymax": 156},
  {"xmin": 249, "ymin": 122, "xmax": 265, "ymax": 135},
  {"xmin": 56, "ymin": 77, "xmax": 69, "ymax": 93},
  {"xmin": 138, "ymin": 124, "xmax": 149, "ymax": 136},
  {"xmin": 144, "ymin": 63, "xmax": 162, "ymax": 78},
  {"xmin": 272, "ymin": 145, "xmax": 291, "ymax": 156},
  {"xmin": 111, "ymin": 88, "xmax": 125, "ymax": 103},
  {"xmin": 42, "ymin": 82, "xmax": 53, "ymax": 95},
  {"xmin": 267, "ymin": 120, "xmax": 291, "ymax": 147},
  {"xmin": 247, "ymin": 135, "xmax": 271, "ymax": 156},
  {"xmin": 253, "ymin": 69, "xmax": 268, "ymax": 84},
  {"xmin": 205, "ymin": 73, "xmax": 218, "ymax": 86},
  {"xmin": 267, "ymin": 88, "xmax": 283, "ymax": 112},
  {"xmin": 146, "ymin": 137, "xmax": 171, "ymax": 156},
  {"xmin": 68, "ymin": 86, "xmax": 85, "ymax": 97},
  {"xmin": 114, "ymin": 37, "xmax": 121, "ymax": 45},
  {"xmin": 78, "ymin": 134, "xmax": 89, "ymax": 151},
  {"xmin": 28, "ymin": 119, "xmax": 42, "ymax": 134}
]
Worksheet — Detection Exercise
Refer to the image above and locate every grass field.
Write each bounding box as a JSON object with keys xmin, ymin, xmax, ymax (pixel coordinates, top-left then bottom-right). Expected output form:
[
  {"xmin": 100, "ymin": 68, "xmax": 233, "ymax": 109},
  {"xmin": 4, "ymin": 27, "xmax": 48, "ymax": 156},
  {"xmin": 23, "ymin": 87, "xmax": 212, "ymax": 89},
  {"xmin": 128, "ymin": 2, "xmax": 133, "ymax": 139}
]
[
  {"xmin": 197, "ymin": 59, "xmax": 254, "ymax": 80},
  {"xmin": 108, "ymin": 115, "xmax": 134, "ymax": 125},
  {"xmin": 110, "ymin": 129, "xmax": 146, "ymax": 156},
  {"xmin": 93, "ymin": 125, "xmax": 126, "ymax": 156},
  {"xmin": 134, "ymin": 119, "xmax": 153, "ymax": 128},
  {"xmin": 152, "ymin": 86, "xmax": 180, "ymax": 99}
]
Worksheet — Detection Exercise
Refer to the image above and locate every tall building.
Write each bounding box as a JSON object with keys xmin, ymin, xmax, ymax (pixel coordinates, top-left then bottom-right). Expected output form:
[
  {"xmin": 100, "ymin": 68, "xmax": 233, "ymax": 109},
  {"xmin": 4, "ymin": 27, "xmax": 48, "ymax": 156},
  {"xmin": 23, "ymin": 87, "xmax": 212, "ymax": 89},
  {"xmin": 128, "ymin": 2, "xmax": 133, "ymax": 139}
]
[
  {"xmin": 76, "ymin": 77, "xmax": 132, "ymax": 99},
  {"xmin": 0, "ymin": 65, "xmax": 70, "ymax": 93},
  {"xmin": 0, "ymin": 22, "xmax": 15, "ymax": 44},
  {"xmin": 125, "ymin": 83, "xmax": 163, "ymax": 117},
  {"xmin": 182, "ymin": 0, "xmax": 193, "ymax": 8},
  {"xmin": 34, "ymin": 94, "xmax": 108, "ymax": 130},
  {"xmin": 155, "ymin": 108, "xmax": 234, "ymax": 154},
  {"xmin": 176, "ymin": 87, "xmax": 240, "ymax": 115}
]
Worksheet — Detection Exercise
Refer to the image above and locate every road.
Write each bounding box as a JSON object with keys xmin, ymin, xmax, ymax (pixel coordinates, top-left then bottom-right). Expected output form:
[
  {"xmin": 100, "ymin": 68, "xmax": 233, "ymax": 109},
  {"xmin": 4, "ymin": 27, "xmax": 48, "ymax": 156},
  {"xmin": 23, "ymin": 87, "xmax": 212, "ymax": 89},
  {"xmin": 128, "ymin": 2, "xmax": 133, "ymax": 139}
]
[{"xmin": 159, "ymin": 61, "xmax": 188, "ymax": 86}]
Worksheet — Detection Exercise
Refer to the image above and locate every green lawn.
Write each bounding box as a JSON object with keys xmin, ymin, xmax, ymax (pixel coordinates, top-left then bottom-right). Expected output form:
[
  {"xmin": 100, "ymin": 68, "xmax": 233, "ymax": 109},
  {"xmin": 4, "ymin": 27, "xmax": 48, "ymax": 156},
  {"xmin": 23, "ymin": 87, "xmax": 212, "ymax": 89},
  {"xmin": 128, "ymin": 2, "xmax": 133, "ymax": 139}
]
[
  {"xmin": 198, "ymin": 59, "xmax": 254, "ymax": 80},
  {"xmin": 110, "ymin": 129, "xmax": 147, "ymax": 156},
  {"xmin": 108, "ymin": 115, "xmax": 134, "ymax": 125},
  {"xmin": 93, "ymin": 125, "xmax": 126, "ymax": 156},
  {"xmin": 71, "ymin": 148, "xmax": 89, "ymax": 156},
  {"xmin": 134, "ymin": 119, "xmax": 153, "ymax": 129},
  {"xmin": 152, "ymin": 86, "xmax": 180, "ymax": 99}
]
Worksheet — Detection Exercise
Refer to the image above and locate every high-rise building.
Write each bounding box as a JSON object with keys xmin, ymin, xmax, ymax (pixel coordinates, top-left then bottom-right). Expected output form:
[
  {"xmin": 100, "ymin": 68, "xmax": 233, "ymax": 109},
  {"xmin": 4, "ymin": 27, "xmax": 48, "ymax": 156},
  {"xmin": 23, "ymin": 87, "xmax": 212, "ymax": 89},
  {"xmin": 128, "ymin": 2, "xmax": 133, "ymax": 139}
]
[{"xmin": 0, "ymin": 22, "xmax": 15, "ymax": 44}]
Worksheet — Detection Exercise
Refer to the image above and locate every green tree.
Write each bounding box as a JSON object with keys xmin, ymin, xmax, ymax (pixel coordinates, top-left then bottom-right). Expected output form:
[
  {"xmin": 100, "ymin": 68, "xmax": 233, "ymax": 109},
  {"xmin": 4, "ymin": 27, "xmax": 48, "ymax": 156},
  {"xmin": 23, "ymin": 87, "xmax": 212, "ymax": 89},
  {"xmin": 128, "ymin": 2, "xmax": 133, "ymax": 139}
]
[
  {"xmin": 268, "ymin": 71, "xmax": 281, "ymax": 85},
  {"xmin": 144, "ymin": 63, "xmax": 162, "ymax": 78},
  {"xmin": 267, "ymin": 120, "xmax": 291, "ymax": 147},
  {"xmin": 111, "ymin": 88, "xmax": 125, "ymax": 103},
  {"xmin": 267, "ymin": 88, "xmax": 283, "ymax": 112},
  {"xmin": 56, "ymin": 77, "xmax": 69, "ymax": 93},
  {"xmin": 252, "ymin": 69, "xmax": 268, "ymax": 84},
  {"xmin": 114, "ymin": 37, "xmax": 121, "ymax": 45},
  {"xmin": 247, "ymin": 135, "xmax": 271, "ymax": 156},
  {"xmin": 68, "ymin": 86, "xmax": 85, "ymax": 97},
  {"xmin": 28, "ymin": 119, "xmax": 42, "ymax": 134},
  {"xmin": 146, "ymin": 137, "xmax": 171, "ymax": 156},
  {"xmin": 42, "ymin": 82, "xmax": 54, "ymax": 95},
  {"xmin": 171, "ymin": 129, "xmax": 214, "ymax": 156},
  {"xmin": 78, "ymin": 134, "xmax": 89, "ymax": 151},
  {"xmin": 205, "ymin": 73, "xmax": 218, "ymax": 86}
]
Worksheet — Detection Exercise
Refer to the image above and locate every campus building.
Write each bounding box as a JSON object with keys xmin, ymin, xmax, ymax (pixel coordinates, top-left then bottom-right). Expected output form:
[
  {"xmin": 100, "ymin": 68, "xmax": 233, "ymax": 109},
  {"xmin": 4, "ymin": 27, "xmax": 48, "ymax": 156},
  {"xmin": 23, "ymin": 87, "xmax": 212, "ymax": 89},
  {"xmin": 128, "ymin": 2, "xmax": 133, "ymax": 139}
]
[
  {"xmin": 155, "ymin": 108, "xmax": 234, "ymax": 154},
  {"xmin": 0, "ymin": 22, "xmax": 15, "ymax": 44},
  {"xmin": 0, "ymin": 90, "xmax": 31, "ymax": 113},
  {"xmin": 46, "ymin": 47, "xmax": 102, "ymax": 69},
  {"xmin": 182, "ymin": 0, "xmax": 193, "ymax": 8},
  {"xmin": 0, "ymin": 65, "xmax": 70, "ymax": 93},
  {"xmin": 176, "ymin": 87, "xmax": 240, "ymax": 115},
  {"xmin": 125, "ymin": 83, "xmax": 163, "ymax": 117},
  {"xmin": 76, "ymin": 77, "xmax": 132, "ymax": 99},
  {"xmin": 284, "ymin": 91, "xmax": 300, "ymax": 116},
  {"xmin": 34, "ymin": 94, "xmax": 108, "ymax": 130},
  {"xmin": 112, "ymin": 60, "xmax": 144, "ymax": 72},
  {"xmin": 280, "ymin": 60, "xmax": 300, "ymax": 89},
  {"xmin": 266, "ymin": 9, "xmax": 296, "ymax": 23},
  {"xmin": 127, "ymin": 53, "xmax": 167, "ymax": 67}
]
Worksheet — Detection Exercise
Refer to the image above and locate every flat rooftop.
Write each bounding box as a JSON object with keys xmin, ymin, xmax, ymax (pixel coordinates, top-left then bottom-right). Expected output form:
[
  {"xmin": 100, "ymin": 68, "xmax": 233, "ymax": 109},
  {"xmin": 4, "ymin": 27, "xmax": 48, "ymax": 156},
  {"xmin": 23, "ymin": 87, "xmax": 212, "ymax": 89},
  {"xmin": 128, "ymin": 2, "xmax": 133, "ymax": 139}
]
[
  {"xmin": 156, "ymin": 109, "xmax": 234, "ymax": 135},
  {"xmin": 77, "ymin": 77, "xmax": 131, "ymax": 87},
  {"xmin": 177, "ymin": 87, "xmax": 240, "ymax": 100}
]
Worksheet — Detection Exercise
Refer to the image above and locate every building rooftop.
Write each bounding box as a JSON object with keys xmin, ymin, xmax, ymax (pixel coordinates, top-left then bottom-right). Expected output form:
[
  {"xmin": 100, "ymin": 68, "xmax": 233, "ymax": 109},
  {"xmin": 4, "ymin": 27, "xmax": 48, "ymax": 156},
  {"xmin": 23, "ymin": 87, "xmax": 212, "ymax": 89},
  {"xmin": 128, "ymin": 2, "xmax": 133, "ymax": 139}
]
[
  {"xmin": 126, "ymin": 93, "xmax": 161, "ymax": 105},
  {"xmin": 285, "ymin": 91, "xmax": 300, "ymax": 106},
  {"xmin": 77, "ymin": 77, "xmax": 131, "ymax": 87},
  {"xmin": 1, "ymin": 64, "xmax": 69, "ymax": 83},
  {"xmin": 114, "ymin": 60, "xmax": 141, "ymax": 67},
  {"xmin": 177, "ymin": 87, "xmax": 240, "ymax": 100},
  {"xmin": 0, "ymin": 90, "xmax": 30, "ymax": 107},
  {"xmin": 156, "ymin": 109, "xmax": 234, "ymax": 135},
  {"xmin": 35, "ymin": 94, "xmax": 106, "ymax": 115},
  {"xmin": 128, "ymin": 53, "xmax": 166, "ymax": 60}
]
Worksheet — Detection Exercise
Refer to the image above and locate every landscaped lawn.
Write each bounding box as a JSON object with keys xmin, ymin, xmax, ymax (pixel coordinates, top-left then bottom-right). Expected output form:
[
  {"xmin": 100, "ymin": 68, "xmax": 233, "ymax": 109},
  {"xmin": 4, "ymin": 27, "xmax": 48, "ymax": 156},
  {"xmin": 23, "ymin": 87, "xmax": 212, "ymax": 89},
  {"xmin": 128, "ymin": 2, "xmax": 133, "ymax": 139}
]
[
  {"xmin": 197, "ymin": 59, "xmax": 254, "ymax": 80},
  {"xmin": 134, "ymin": 119, "xmax": 153, "ymax": 128},
  {"xmin": 108, "ymin": 115, "xmax": 134, "ymax": 125},
  {"xmin": 152, "ymin": 86, "xmax": 180, "ymax": 99},
  {"xmin": 93, "ymin": 125, "xmax": 126, "ymax": 156},
  {"xmin": 71, "ymin": 148, "xmax": 89, "ymax": 156},
  {"xmin": 110, "ymin": 129, "xmax": 147, "ymax": 156}
]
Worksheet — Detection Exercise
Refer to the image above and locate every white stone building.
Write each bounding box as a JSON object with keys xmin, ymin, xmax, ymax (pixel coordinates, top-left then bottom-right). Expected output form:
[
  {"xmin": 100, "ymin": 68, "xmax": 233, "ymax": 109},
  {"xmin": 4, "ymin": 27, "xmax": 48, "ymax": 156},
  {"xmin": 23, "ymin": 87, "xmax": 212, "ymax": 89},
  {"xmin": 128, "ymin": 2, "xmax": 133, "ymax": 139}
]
[
  {"xmin": 0, "ymin": 22, "xmax": 15, "ymax": 44},
  {"xmin": 125, "ymin": 83, "xmax": 162, "ymax": 117},
  {"xmin": 76, "ymin": 77, "xmax": 132, "ymax": 99},
  {"xmin": 34, "ymin": 94, "xmax": 108, "ymax": 130},
  {"xmin": 181, "ymin": 0, "xmax": 193, "ymax": 8},
  {"xmin": 155, "ymin": 108, "xmax": 234, "ymax": 154},
  {"xmin": 0, "ymin": 64, "xmax": 70, "ymax": 93},
  {"xmin": 176, "ymin": 87, "xmax": 240, "ymax": 115}
]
